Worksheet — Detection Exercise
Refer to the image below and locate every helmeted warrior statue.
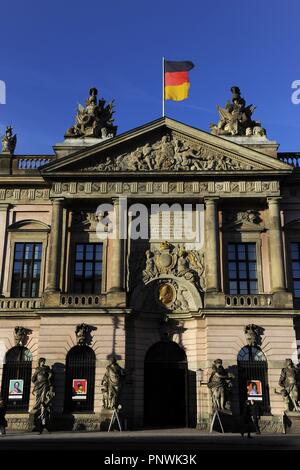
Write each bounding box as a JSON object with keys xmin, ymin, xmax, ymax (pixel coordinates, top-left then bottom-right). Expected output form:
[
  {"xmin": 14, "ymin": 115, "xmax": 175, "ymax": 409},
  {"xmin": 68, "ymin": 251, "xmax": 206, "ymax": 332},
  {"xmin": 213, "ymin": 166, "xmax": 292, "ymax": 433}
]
[
  {"xmin": 244, "ymin": 324, "xmax": 259, "ymax": 347},
  {"xmin": 75, "ymin": 323, "xmax": 89, "ymax": 346},
  {"xmin": 1, "ymin": 126, "xmax": 17, "ymax": 154},
  {"xmin": 210, "ymin": 86, "xmax": 266, "ymax": 137},
  {"xmin": 65, "ymin": 87, "xmax": 117, "ymax": 139},
  {"xmin": 31, "ymin": 358, "xmax": 55, "ymax": 433},
  {"xmin": 101, "ymin": 358, "xmax": 125, "ymax": 409},
  {"xmin": 14, "ymin": 326, "xmax": 27, "ymax": 347},
  {"xmin": 279, "ymin": 358, "xmax": 300, "ymax": 412},
  {"xmin": 207, "ymin": 359, "xmax": 233, "ymax": 411}
]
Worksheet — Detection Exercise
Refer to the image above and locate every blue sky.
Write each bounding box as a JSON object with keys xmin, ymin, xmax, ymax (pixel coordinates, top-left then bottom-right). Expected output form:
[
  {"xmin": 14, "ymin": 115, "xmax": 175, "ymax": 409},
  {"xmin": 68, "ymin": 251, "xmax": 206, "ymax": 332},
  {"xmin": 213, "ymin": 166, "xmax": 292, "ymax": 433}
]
[{"xmin": 1, "ymin": 0, "xmax": 300, "ymax": 154}]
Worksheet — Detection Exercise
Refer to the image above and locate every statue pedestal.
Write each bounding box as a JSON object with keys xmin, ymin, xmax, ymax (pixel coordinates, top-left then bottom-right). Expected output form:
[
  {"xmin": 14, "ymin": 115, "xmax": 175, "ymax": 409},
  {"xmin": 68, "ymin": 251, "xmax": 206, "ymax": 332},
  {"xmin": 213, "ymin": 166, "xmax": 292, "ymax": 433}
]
[
  {"xmin": 283, "ymin": 412, "xmax": 300, "ymax": 434},
  {"xmin": 221, "ymin": 135, "xmax": 279, "ymax": 158},
  {"xmin": 99, "ymin": 409, "xmax": 114, "ymax": 431},
  {"xmin": 53, "ymin": 137, "xmax": 110, "ymax": 158}
]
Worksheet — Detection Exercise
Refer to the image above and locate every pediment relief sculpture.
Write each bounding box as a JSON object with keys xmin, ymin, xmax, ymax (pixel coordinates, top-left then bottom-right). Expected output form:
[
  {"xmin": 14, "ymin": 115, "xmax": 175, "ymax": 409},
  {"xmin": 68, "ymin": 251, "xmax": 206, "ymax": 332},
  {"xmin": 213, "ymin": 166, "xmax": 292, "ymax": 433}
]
[
  {"xmin": 80, "ymin": 134, "xmax": 257, "ymax": 173},
  {"xmin": 142, "ymin": 242, "xmax": 205, "ymax": 291}
]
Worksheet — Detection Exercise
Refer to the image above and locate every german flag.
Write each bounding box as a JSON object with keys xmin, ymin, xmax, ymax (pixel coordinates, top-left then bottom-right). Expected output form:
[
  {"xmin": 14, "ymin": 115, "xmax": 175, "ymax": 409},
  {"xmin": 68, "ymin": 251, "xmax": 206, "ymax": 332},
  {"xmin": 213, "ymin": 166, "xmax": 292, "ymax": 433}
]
[{"xmin": 164, "ymin": 60, "xmax": 194, "ymax": 101}]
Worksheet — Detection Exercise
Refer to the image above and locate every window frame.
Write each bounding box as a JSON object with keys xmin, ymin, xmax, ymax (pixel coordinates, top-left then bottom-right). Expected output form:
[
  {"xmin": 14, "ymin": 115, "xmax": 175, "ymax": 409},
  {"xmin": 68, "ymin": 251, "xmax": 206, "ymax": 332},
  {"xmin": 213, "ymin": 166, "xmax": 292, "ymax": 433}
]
[
  {"xmin": 227, "ymin": 242, "xmax": 259, "ymax": 295},
  {"xmin": 73, "ymin": 242, "xmax": 104, "ymax": 295},
  {"xmin": 6, "ymin": 230, "xmax": 48, "ymax": 298},
  {"xmin": 288, "ymin": 241, "xmax": 300, "ymax": 299},
  {"xmin": 11, "ymin": 242, "xmax": 43, "ymax": 298},
  {"xmin": 223, "ymin": 232, "xmax": 263, "ymax": 295},
  {"xmin": 68, "ymin": 234, "xmax": 106, "ymax": 294}
]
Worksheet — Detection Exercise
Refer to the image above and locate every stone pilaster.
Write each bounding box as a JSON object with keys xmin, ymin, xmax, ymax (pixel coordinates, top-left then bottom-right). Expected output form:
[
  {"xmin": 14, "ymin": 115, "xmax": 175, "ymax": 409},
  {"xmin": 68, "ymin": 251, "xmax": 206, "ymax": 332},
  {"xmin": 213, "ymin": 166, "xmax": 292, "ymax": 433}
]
[
  {"xmin": 0, "ymin": 203, "xmax": 9, "ymax": 295},
  {"xmin": 204, "ymin": 198, "xmax": 224, "ymax": 307},
  {"xmin": 109, "ymin": 197, "xmax": 123, "ymax": 292},
  {"xmin": 267, "ymin": 197, "xmax": 286, "ymax": 292},
  {"xmin": 45, "ymin": 197, "xmax": 64, "ymax": 293},
  {"xmin": 204, "ymin": 197, "xmax": 220, "ymax": 292}
]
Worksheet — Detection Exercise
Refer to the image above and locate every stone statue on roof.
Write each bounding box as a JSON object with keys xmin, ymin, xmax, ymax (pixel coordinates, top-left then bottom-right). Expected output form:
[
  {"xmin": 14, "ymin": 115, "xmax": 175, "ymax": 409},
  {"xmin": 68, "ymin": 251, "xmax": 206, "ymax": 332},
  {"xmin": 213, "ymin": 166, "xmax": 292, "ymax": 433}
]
[
  {"xmin": 210, "ymin": 86, "xmax": 266, "ymax": 137},
  {"xmin": 65, "ymin": 87, "xmax": 117, "ymax": 139},
  {"xmin": 1, "ymin": 126, "xmax": 17, "ymax": 154}
]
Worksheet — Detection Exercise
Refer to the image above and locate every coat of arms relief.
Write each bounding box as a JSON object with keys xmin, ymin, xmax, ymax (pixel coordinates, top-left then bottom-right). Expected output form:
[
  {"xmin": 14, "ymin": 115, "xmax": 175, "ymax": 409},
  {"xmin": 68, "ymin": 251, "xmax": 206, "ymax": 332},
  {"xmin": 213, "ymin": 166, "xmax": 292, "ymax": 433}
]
[{"xmin": 129, "ymin": 241, "xmax": 205, "ymax": 313}]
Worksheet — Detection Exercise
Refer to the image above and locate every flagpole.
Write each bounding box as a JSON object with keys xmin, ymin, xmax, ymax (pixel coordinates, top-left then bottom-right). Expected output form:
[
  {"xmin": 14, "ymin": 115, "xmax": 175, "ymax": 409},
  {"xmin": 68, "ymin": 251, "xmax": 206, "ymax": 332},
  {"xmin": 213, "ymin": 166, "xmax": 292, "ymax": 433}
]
[{"xmin": 162, "ymin": 56, "xmax": 165, "ymax": 117}]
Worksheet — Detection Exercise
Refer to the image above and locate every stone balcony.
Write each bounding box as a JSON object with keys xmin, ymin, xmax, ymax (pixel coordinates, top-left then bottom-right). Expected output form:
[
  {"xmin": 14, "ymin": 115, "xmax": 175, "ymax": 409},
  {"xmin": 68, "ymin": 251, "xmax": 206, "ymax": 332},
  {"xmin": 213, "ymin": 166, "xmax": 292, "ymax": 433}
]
[
  {"xmin": 0, "ymin": 298, "xmax": 41, "ymax": 310},
  {"xmin": 225, "ymin": 294, "xmax": 273, "ymax": 308},
  {"xmin": 0, "ymin": 291, "xmax": 294, "ymax": 312}
]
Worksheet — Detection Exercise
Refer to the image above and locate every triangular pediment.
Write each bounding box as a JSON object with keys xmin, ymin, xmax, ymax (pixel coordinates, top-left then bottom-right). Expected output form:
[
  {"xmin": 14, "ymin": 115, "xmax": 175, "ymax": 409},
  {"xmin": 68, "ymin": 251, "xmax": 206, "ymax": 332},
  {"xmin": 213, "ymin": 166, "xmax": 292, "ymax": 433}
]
[{"xmin": 41, "ymin": 117, "xmax": 292, "ymax": 177}]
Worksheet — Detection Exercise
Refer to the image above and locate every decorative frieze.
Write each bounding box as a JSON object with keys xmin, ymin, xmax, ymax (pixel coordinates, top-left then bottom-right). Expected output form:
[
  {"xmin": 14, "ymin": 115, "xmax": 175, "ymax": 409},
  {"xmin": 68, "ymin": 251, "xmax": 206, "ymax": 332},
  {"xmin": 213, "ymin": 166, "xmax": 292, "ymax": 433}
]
[{"xmin": 0, "ymin": 179, "xmax": 280, "ymax": 202}]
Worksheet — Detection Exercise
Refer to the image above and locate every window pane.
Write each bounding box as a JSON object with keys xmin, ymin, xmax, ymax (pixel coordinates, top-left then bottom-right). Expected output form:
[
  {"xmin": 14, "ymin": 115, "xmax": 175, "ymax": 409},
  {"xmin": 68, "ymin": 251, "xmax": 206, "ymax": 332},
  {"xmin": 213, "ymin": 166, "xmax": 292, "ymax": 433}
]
[
  {"xmin": 85, "ymin": 245, "xmax": 94, "ymax": 260},
  {"xmin": 24, "ymin": 245, "xmax": 33, "ymax": 259},
  {"xmin": 292, "ymin": 261, "xmax": 300, "ymax": 271},
  {"xmin": 14, "ymin": 245, "xmax": 24, "ymax": 260},
  {"xmin": 291, "ymin": 244, "xmax": 300, "ymax": 297},
  {"xmin": 76, "ymin": 245, "xmax": 84, "ymax": 260},
  {"xmin": 239, "ymin": 281, "xmax": 248, "ymax": 291},
  {"xmin": 229, "ymin": 281, "xmax": 237, "ymax": 294},
  {"xmin": 249, "ymin": 270, "xmax": 257, "ymax": 280},
  {"xmin": 13, "ymin": 261, "xmax": 22, "ymax": 274},
  {"xmin": 237, "ymin": 245, "xmax": 246, "ymax": 260},
  {"xmin": 248, "ymin": 262, "xmax": 257, "ymax": 271},
  {"xmin": 95, "ymin": 262, "xmax": 102, "ymax": 276},
  {"xmin": 75, "ymin": 262, "xmax": 83, "ymax": 276},
  {"xmin": 34, "ymin": 244, "xmax": 42, "ymax": 259},
  {"xmin": 228, "ymin": 245, "xmax": 236, "ymax": 260},
  {"xmin": 250, "ymin": 281, "xmax": 258, "ymax": 293},
  {"xmin": 95, "ymin": 244, "xmax": 103, "ymax": 257}
]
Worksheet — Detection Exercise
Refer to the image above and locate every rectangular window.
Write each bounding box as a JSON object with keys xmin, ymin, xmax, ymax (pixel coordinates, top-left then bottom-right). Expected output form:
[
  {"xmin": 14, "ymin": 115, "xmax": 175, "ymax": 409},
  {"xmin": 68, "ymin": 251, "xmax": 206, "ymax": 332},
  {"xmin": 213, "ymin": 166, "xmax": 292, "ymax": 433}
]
[
  {"xmin": 227, "ymin": 243, "xmax": 258, "ymax": 295},
  {"xmin": 11, "ymin": 243, "xmax": 42, "ymax": 297},
  {"xmin": 74, "ymin": 243, "xmax": 103, "ymax": 294},
  {"xmin": 291, "ymin": 242, "xmax": 300, "ymax": 298}
]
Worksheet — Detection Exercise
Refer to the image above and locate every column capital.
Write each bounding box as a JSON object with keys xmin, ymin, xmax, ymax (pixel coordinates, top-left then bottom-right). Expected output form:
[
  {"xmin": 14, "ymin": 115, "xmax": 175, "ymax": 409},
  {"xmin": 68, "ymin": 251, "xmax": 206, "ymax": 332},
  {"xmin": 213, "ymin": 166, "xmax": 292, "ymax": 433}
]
[
  {"xmin": 0, "ymin": 203, "xmax": 10, "ymax": 211},
  {"xmin": 112, "ymin": 196, "xmax": 120, "ymax": 206},
  {"xmin": 50, "ymin": 197, "xmax": 65, "ymax": 205},
  {"xmin": 204, "ymin": 197, "xmax": 219, "ymax": 205},
  {"xmin": 267, "ymin": 196, "xmax": 282, "ymax": 205}
]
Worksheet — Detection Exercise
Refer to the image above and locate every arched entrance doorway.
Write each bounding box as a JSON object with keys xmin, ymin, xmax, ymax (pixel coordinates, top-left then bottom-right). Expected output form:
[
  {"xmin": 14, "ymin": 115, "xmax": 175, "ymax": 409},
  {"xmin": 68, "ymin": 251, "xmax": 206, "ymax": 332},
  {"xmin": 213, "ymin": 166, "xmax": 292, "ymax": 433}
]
[
  {"xmin": 1, "ymin": 346, "xmax": 32, "ymax": 411},
  {"xmin": 144, "ymin": 341, "xmax": 188, "ymax": 428},
  {"xmin": 64, "ymin": 345, "xmax": 96, "ymax": 413},
  {"xmin": 238, "ymin": 345, "xmax": 270, "ymax": 414}
]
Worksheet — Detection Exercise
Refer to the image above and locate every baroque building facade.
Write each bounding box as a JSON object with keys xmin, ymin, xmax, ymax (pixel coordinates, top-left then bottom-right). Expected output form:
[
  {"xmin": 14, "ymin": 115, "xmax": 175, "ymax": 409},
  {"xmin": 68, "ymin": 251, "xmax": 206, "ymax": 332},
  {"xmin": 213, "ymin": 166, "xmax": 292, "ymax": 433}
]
[{"xmin": 1, "ymin": 87, "xmax": 300, "ymax": 432}]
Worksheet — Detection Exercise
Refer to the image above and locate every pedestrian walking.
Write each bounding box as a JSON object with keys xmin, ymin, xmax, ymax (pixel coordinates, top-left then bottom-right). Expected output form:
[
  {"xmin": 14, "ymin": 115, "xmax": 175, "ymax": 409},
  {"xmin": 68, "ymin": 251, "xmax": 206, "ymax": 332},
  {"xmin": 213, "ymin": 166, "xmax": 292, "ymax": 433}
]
[
  {"xmin": 0, "ymin": 397, "xmax": 7, "ymax": 436},
  {"xmin": 249, "ymin": 399, "xmax": 261, "ymax": 435},
  {"xmin": 241, "ymin": 400, "xmax": 254, "ymax": 438}
]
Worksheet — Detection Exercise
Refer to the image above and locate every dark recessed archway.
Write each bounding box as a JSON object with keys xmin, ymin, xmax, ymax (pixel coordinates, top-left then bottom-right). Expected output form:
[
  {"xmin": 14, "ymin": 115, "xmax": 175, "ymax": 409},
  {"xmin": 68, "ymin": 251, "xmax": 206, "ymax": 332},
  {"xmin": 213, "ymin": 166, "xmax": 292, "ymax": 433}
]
[
  {"xmin": 64, "ymin": 345, "xmax": 95, "ymax": 413},
  {"xmin": 237, "ymin": 345, "xmax": 270, "ymax": 414},
  {"xmin": 144, "ymin": 341, "xmax": 188, "ymax": 428},
  {"xmin": 1, "ymin": 346, "xmax": 32, "ymax": 412}
]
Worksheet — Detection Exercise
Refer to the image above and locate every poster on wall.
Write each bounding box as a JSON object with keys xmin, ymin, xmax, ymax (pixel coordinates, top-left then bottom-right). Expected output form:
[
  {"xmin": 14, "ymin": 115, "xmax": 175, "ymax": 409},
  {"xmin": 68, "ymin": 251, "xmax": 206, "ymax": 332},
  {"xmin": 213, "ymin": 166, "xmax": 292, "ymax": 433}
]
[
  {"xmin": 72, "ymin": 379, "xmax": 87, "ymax": 400},
  {"xmin": 247, "ymin": 380, "xmax": 263, "ymax": 401},
  {"xmin": 8, "ymin": 379, "xmax": 24, "ymax": 399}
]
